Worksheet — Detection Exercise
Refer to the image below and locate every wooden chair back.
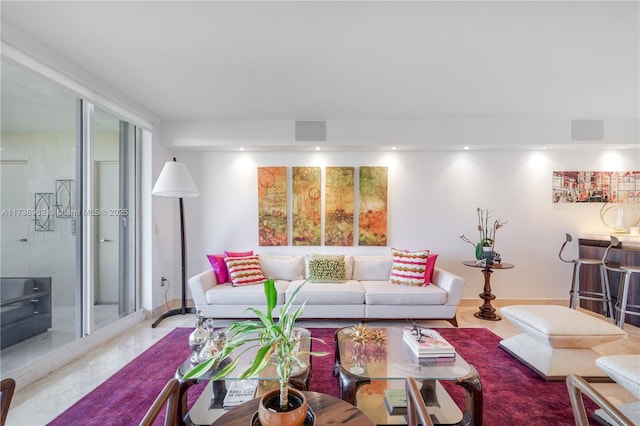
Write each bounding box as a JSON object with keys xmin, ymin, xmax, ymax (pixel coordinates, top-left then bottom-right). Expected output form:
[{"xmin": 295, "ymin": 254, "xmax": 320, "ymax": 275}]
[
  {"xmin": 405, "ymin": 377, "xmax": 434, "ymax": 426},
  {"xmin": 139, "ymin": 378, "xmax": 180, "ymax": 426},
  {"xmin": 1, "ymin": 378, "xmax": 16, "ymax": 426}
]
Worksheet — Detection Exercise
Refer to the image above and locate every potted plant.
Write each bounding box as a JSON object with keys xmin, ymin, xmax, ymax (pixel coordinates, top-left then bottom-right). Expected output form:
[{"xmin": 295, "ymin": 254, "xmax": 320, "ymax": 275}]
[
  {"xmin": 184, "ymin": 278, "xmax": 327, "ymax": 426},
  {"xmin": 460, "ymin": 207, "xmax": 507, "ymax": 263}
]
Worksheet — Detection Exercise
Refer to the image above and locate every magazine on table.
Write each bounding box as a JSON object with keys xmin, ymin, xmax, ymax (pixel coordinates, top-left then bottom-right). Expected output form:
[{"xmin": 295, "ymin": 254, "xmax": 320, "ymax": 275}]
[
  {"xmin": 403, "ymin": 328, "xmax": 455, "ymax": 357},
  {"xmin": 222, "ymin": 379, "xmax": 258, "ymax": 409},
  {"xmin": 383, "ymin": 388, "xmax": 408, "ymax": 415}
]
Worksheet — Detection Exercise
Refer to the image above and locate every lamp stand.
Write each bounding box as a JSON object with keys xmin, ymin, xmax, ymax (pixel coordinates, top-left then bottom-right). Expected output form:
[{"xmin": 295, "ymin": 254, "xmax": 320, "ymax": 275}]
[{"xmin": 152, "ymin": 196, "xmax": 196, "ymax": 328}]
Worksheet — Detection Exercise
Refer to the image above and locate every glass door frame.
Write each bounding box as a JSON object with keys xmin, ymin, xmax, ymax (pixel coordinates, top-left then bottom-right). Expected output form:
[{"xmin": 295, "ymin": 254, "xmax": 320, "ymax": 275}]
[{"xmin": 80, "ymin": 101, "xmax": 140, "ymax": 335}]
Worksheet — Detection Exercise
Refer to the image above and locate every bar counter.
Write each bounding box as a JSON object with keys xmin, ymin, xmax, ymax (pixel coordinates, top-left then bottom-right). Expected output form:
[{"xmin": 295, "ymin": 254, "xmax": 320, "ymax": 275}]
[{"xmin": 578, "ymin": 233, "xmax": 640, "ymax": 327}]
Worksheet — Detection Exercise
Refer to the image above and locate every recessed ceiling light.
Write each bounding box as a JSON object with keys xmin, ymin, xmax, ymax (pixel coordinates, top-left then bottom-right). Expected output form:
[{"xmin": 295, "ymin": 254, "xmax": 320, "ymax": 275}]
[
  {"xmin": 391, "ymin": 146, "xmax": 397, "ymax": 150},
  {"xmin": 463, "ymin": 146, "xmax": 470, "ymax": 150},
  {"xmin": 541, "ymin": 146, "xmax": 548, "ymax": 150},
  {"xmin": 315, "ymin": 146, "xmax": 320, "ymax": 151},
  {"xmin": 240, "ymin": 147, "xmax": 245, "ymax": 151}
]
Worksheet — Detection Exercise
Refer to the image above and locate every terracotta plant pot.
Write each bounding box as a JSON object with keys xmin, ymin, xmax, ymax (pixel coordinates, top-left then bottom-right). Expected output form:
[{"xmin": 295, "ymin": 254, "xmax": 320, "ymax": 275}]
[{"xmin": 258, "ymin": 388, "xmax": 308, "ymax": 426}]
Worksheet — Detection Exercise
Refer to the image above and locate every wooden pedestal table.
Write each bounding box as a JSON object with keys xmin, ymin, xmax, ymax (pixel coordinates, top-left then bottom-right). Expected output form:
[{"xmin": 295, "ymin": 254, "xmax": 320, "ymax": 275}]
[
  {"xmin": 210, "ymin": 391, "xmax": 375, "ymax": 425},
  {"xmin": 463, "ymin": 261, "xmax": 515, "ymax": 321}
]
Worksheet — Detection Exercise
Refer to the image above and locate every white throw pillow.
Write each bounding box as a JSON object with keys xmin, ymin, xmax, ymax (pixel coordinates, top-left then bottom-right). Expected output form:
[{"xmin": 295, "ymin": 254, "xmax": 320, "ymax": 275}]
[
  {"xmin": 352, "ymin": 256, "xmax": 393, "ymax": 281},
  {"xmin": 258, "ymin": 255, "xmax": 305, "ymax": 281}
]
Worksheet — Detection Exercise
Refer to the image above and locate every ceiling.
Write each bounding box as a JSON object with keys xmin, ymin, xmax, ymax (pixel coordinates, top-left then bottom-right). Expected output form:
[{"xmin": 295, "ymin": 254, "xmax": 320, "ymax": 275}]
[{"xmin": 1, "ymin": 1, "xmax": 638, "ymax": 128}]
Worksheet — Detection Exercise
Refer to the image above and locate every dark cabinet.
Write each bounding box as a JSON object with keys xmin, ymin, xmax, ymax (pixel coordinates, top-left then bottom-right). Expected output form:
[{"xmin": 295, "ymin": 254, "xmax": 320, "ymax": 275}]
[
  {"xmin": 0, "ymin": 277, "xmax": 52, "ymax": 349},
  {"xmin": 578, "ymin": 239, "xmax": 640, "ymax": 327}
]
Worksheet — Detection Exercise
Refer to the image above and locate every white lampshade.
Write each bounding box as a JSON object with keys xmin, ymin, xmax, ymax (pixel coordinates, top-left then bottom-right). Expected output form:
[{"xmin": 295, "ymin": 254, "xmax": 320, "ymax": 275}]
[{"xmin": 152, "ymin": 160, "xmax": 199, "ymax": 198}]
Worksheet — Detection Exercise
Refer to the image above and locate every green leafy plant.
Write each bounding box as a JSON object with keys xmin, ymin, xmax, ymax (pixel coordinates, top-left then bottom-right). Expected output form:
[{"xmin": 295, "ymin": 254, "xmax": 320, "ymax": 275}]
[
  {"xmin": 183, "ymin": 278, "xmax": 328, "ymax": 411},
  {"xmin": 460, "ymin": 207, "xmax": 507, "ymax": 258}
]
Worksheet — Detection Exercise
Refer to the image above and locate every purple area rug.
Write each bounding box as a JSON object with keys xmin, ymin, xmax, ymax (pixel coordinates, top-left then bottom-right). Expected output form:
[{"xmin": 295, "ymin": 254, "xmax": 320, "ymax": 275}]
[{"xmin": 48, "ymin": 327, "xmax": 597, "ymax": 425}]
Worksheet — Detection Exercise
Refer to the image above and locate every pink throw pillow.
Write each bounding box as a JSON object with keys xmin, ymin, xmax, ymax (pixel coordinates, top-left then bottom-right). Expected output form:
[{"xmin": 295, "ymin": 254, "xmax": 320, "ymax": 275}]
[
  {"xmin": 206, "ymin": 254, "xmax": 229, "ymax": 283},
  {"xmin": 424, "ymin": 253, "xmax": 438, "ymax": 285},
  {"xmin": 224, "ymin": 250, "xmax": 254, "ymax": 258}
]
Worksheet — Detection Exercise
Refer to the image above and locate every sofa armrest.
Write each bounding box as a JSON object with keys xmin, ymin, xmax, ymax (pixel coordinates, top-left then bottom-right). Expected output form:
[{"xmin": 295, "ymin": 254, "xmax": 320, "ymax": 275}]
[
  {"xmin": 432, "ymin": 267, "xmax": 465, "ymax": 306},
  {"xmin": 188, "ymin": 270, "xmax": 218, "ymax": 306}
]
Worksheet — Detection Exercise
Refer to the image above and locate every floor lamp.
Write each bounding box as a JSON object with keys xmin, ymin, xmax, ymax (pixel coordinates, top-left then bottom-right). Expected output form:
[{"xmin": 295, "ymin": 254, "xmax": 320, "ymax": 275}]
[{"xmin": 151, "ymin": 157, "xmax": 199, "ymax": 328}]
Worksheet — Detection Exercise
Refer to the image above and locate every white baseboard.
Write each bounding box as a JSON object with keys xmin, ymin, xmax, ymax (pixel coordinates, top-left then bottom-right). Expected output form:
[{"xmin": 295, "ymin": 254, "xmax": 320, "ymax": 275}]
[
  {"xmin": 149, "ymin": 298, "xmax": 195, "ymax": 320},
  {"xmin": 459, "ymin": 298, "xmax": 569, "ymax": 308}
]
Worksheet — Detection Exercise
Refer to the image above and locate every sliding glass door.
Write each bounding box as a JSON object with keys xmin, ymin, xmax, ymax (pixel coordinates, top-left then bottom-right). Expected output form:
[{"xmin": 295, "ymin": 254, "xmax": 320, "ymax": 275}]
[
  {"xmin": 1, "ymin": 60, "xmax": 81, "ymax": 368},
  {"xmin": 89, "ymin": 107, "xmax": 137, "ymax": 330},
  {"xmin": 0, "ymin": 58, "xmax": 141, "ymax": 372}
]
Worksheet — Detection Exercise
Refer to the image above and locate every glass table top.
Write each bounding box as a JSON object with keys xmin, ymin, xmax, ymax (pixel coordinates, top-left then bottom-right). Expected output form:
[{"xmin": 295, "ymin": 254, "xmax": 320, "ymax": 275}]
[
  {"xmin": 178, "ymin": 327, "xmax": 311, "ymax": 381},
  {"xmin": 336, "ymin": 326, "xmax": 472, "ymax": 381}
]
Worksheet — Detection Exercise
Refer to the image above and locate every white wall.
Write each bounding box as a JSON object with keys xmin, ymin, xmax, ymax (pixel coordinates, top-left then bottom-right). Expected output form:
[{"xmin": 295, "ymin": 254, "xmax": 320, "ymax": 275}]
[
  {"xmin": 150, "ymin": 135, "xmax": 180, "ymax": 315},
  {"xmin": 164, "ymin": 147, "xmax": 639, "ymax": 304}
]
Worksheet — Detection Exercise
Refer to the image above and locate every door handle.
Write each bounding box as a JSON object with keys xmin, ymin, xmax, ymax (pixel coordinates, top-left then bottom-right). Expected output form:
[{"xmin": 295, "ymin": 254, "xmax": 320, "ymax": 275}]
[
  {"xmin": 99, "ymin": 239, "xmax": 114, "ymax": 242},
  {"xmin": 18, "ymin": 238, "xmax": 28, "ymax": 242}
]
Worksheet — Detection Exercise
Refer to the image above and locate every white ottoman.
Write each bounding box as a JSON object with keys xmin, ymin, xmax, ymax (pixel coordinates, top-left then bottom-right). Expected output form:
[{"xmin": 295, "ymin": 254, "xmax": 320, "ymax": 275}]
[
  {"xmin": 594, "ymin": 355, "xmax": 640, "ymax": 425},
  {"xmin": 500, "ymin": 305, "xmax": 627, "ymax": 380}
]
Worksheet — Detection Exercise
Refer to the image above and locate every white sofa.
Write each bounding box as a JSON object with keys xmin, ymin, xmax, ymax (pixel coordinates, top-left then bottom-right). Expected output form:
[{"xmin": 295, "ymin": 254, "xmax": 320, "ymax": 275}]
[{"xmin": 188, "ymin": 254, "xmax": 465, "ymax": 326}]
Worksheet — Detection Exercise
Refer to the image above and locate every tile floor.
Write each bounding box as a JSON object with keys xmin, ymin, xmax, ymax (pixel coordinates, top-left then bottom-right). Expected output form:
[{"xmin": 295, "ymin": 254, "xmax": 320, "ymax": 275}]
[
  {"xmin": 2, "ymin": 304, "xmax": 119, "ymax": 373},
  {"xmin": 4, "ymin": 305, "xmax": 640, "ymax": 426}
]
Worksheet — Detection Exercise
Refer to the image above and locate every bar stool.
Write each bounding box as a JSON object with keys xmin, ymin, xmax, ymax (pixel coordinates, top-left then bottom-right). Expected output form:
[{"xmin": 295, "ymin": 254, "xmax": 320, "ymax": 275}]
[
  {"xmin": 559, "ymin": 233, "xmax": 614, "ymax": 321},
  {"xmin": 603, "ymin": 236, "xmax": 640, "ymax": 329}
]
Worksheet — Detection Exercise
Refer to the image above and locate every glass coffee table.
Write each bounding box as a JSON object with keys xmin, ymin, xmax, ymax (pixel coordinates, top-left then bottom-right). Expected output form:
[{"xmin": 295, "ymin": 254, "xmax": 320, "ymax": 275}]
[
  {"xmin": 176, "ymin": 327, "xmax": 311, "ymax": 426},
  {"xmin": 334, "ymin": 326, "xmax": 482, "ymax": 425}
]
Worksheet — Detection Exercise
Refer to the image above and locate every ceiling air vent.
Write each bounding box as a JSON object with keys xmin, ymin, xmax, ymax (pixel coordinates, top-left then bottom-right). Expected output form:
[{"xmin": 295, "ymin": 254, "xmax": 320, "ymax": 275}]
[
  {"xmin": 571, "ymin": 120, "xmax": 604, "ymax": 141},
  {"xmin": 295, "ymin": 121, "xmax": 326, "ymax": 142}
]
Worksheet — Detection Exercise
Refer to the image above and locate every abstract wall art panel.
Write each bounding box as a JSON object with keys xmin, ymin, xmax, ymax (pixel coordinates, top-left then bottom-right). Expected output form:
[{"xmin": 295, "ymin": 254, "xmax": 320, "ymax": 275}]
[
  {"xmin": 358, "ymin": 166, "xmax": 388, "ymax": 246},
  {"xmin": 292, "ymin": 166, "xmax": 321, "ymax": 246},
  {"xmin": 257, "ymin": 166, "xmax": 287, "ymax": 246},
  {"xmin": 552, "ymin": 171, "xmax": 640, "ymax": 204},
  {"xmin": 325, "ymin": 166, "xmax": 354, "ymax": 246}
]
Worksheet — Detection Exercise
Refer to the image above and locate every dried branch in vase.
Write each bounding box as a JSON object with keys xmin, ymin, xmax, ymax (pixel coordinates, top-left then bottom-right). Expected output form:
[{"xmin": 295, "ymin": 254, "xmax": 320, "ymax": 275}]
[{"xmin": 460, "ymin": 207, "xmax": 508, "ymax": 261}]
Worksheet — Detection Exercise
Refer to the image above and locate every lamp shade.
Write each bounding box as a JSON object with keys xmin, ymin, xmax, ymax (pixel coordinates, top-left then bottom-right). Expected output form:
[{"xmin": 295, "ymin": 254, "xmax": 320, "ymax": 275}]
[{"xmin": 152, "ymin": 160, "xmax": 199, "ymax": 198}]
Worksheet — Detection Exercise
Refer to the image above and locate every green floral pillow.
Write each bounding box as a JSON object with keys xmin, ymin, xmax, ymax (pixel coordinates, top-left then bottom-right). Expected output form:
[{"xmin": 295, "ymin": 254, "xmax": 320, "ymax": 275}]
[{"xmin": 308, "ymin": 255, "xmax": 346, "ymax": 283}]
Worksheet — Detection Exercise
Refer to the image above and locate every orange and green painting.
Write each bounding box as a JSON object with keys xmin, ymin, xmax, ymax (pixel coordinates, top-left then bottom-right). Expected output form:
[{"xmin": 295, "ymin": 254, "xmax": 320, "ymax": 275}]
[
  {"xmin": 292, "ymin": 167, "xmax": 321, "ymax": 246},
  {"xmin": 325, "ymin": 167, "xmax": 354, "ymax": 246},
  {"xmin": 358, "ymin": 166, "xmax": 388, "ymax": 246},
  {"xmin": 258, "ymin": 166, "xmax": 287, "ymax": 246}
]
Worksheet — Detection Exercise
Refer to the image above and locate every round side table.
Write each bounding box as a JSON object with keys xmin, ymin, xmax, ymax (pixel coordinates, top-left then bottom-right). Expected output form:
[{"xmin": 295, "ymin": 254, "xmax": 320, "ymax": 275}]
[{"xmin": 463, "ymin": 261, "xmax": 515, "ymax": 321}]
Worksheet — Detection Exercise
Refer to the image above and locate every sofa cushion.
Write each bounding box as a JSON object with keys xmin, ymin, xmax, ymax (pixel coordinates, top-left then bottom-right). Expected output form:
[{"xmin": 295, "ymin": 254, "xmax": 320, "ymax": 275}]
[
  {"xmin": 361, "ymin": 281, "xmax": 447, "ymax": 305},
  {"xmin": 308, "ymin": 254, "xmax": 346, "ymax": 282},
  {"xmin": 206, "ymin": 254, "xmax": 229, "ymax": 283},
  {"xmin": 286, "ymin": 280, "xmax": 365, "ymax": 305},
  {"xmin": 425, "ymin": 254, "xmax": 438, "ymax": 284},
  {"xmin": 352, "ymin": 256, "xmax": 393, "ymax": 281},
  {"xmin": 389, "ymin": 248, "xmax": 430, "ymax": 286},
  {"xmin": 225, "ymin": 255, "xmax": 267, "ymax": 286},
  {"xmin": 225, "ymin": 250, "xmax": 254, "ymax": 257},
  {"xmin": 259, "ymin": 255, "xmax": 305, "ymax": 281},
  {"xmin": 304, "ymin": 255, "xmax": 354, "ymax": 280},
  {"xmin": 205, "ymin": 280, "xmax": 289, "ymax": 305}
]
